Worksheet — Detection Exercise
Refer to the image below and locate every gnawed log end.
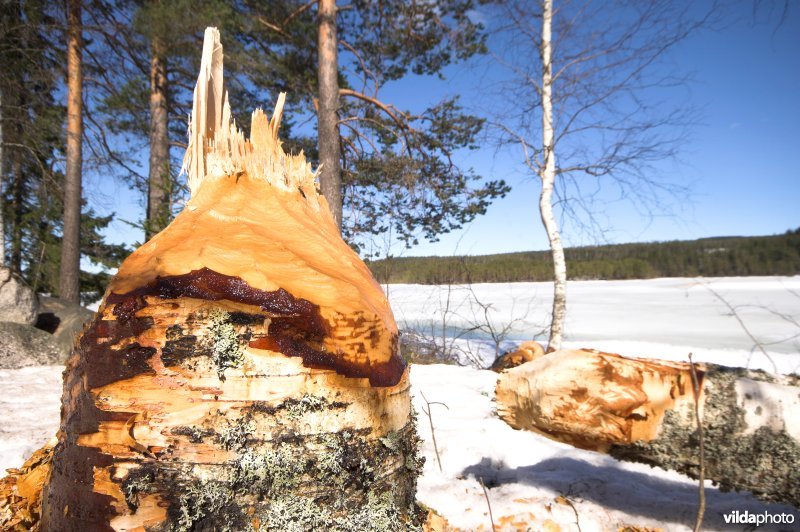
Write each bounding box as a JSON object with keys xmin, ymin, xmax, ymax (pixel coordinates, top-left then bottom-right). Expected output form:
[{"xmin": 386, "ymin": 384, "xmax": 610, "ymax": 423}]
[
  {"xmin": 496, "ymin": 349, "xmax": 800, "ymax": 507},
  {"xmin": 496, "ymin": 349, "xmax": 703, "ymax": 452}
]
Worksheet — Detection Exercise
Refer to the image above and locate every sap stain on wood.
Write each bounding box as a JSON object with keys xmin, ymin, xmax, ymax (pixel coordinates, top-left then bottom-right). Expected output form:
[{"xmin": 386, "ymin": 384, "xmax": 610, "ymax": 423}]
[{"xmin": 107, "ymin": 267, "xmax": 406, "ymax": 387}]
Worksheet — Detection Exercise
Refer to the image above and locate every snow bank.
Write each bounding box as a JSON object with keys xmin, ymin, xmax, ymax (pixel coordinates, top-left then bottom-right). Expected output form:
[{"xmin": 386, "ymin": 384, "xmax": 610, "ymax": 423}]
[{"xmin": 410, "ymin": 364, "xmax": 797, "ymax": 531}]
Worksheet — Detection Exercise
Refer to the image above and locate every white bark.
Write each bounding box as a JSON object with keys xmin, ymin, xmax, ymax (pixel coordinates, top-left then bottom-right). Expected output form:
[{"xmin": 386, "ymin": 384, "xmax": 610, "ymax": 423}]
[{"xmin": 539, "ymin": 0, "xmax": 567, "ymax": 352}]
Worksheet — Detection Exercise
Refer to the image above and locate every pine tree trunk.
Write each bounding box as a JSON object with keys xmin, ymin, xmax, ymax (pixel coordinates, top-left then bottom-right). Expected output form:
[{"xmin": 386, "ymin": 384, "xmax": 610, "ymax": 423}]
[
  {"xmin": 146, "ymin": 36, "xmax": 170, "ymax": 241},
  {"xmin": 0, "ymin": 89, "xmax": 5, "ymax": 267},
  {"xmin": 539, "ymin": 0, "xmax": 566, "ymax": 352},
  {"xmin": 30, "ymin": 28, "xmax": 422, "ymax": 530},
  {"xmin": 59, "ymin": 0, "xmax": 83, "ymax": 304},
  {"xmin": 317, "ymin": 0, "xmax": 343, "ymax": 230},
  {"xmin": 496, "ymin": 349, "xmax": 800, "ymax": 507},
  {"xmin": 10, "ymin": 120, "xmax": 22, "ymax": 273}
]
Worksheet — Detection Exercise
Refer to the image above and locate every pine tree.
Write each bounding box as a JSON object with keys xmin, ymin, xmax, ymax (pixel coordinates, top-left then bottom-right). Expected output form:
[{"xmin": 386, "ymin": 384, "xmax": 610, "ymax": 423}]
[
  {"xmin": 235, "ymin": 0, "xmax": 510, "ymax": 253},
  {"xmin": 0, "ymin": 0, "xmax": 129, "ymax": 299}
]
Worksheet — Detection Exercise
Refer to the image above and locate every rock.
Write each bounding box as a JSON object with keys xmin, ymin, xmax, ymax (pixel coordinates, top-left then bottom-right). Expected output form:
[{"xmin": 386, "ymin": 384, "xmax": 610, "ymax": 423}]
[
  {"xmin": 0, "ymin": 267, "xmax": 39, "ymax": 325},
  {"xmin": 490, "ymin": 340, "xmax": 545, "ymax": 372},
  {"xmin": 34, "ymin": 296, "xmax": 94, "ymax": 356},
  {"xmin": 0, "ymin": 322, "xmax": 64, "ymax": 369}
]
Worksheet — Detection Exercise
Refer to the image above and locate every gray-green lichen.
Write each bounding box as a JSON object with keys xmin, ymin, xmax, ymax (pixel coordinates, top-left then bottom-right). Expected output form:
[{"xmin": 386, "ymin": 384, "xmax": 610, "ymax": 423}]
[
  {"xmin": 208, "ymin": 309, "xmax": 245, "ymax": 379},
  {"xmin": 262, "ymin": 490, "xmax": 412, "ymax": 532},
  {"xmin": 284, "ymin": 394, "xmax": 326, "ymax": 420},
  {"xmin": 609, "ymin": 366, "xmax": 800, "ymax": 506},
  {"xmin": 219, "ymin": 416, "xmax": 256, "ymax": 451},
  {"xmin": 235, "ymin": 445, "xmax": 305, "ymax": 493},
  {"xmin": 122, "ymin": 468, "xmax": 156, "ymax": 510},
  {"xmin": 172, "ymin": 425, "xmax": 213, "ymax": 443},
  {"xmin": 318, "ymin": 433, "xmax": 346, "ymax": 480},
  {"xmin": 174, "ymin": 480, "xmax": 235, "ymax": 531}
]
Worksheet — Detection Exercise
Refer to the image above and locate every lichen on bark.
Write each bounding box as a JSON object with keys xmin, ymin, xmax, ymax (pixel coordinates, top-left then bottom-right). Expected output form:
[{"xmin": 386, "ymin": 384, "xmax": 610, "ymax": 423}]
[{"xmin": 610, "ymin": 366, "xmax": 800, "ymax": 506}]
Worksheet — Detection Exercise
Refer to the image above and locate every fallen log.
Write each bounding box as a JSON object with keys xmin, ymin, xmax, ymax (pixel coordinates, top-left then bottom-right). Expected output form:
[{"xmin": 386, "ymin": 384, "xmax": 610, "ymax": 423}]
[
  {"xmin": 496, "ymin": 349, "xmax": 800, "ymax": 507},
  {"xmin": 0, "ymin": 27, "xmax": 424, "ymax": 531}
]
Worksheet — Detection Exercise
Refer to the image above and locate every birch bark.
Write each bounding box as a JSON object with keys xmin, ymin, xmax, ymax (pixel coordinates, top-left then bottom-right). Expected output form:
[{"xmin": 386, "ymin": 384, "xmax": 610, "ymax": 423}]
[{"xmin": 539, "ymin": 0, "xmax": 567, "ymax": 351}]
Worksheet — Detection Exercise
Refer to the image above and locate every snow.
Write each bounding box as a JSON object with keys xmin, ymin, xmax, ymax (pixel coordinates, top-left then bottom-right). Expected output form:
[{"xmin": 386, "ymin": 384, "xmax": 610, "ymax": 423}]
[
  {"xmin": 1, "ymin": 277, "xmax": 798, "ymax": 530},
  {"xmin": 410, "ymin": 364, "xmax": 797, "ymax": 532},
  {"xmin": 0, "ymin": 365, "xmax": 62, "ymax": 473}
]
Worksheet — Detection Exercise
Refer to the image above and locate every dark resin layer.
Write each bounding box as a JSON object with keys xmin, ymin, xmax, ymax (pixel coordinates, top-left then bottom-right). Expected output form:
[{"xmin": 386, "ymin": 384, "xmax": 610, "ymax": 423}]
[{"xmin": 106, "ymin": 267, "xmax": 405, "ymax": 387}]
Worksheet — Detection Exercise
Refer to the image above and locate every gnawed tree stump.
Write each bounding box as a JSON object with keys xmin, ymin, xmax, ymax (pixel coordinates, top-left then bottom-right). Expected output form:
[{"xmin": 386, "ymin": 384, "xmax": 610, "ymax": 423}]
[
  {"xmin": 496, "ymin": 349, "xmax": 800, "ymax": 507},
  {"xmin": 489, "ymin": 340, "xmax": 545, "ymax": 372},
  {"xmin": 6, "ymin": 28, "xmax": 424, "ymax": 531}
]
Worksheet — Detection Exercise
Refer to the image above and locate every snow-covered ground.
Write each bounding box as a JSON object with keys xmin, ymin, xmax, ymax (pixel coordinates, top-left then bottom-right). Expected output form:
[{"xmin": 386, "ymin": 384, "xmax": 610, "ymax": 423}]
[{"xmin": 1, "ymin": 277, "xmax": 798, "ymax": 530}]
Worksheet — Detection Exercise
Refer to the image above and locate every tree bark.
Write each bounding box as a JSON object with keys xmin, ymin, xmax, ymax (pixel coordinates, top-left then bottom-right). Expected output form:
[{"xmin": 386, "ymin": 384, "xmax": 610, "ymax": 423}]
[
  {"xmin": 146, "ymin": 36, "xmax": 170, "ymax": 241},
  {"xmin": 59, "ymin": 0, "xmax": 83, "ymax": 304},
  {"xmin": 496, "ymin": 349, "xmax": 800, "ymax": 507},
  {"xmin": 10, "ymin": 120, "xmax": 22, "ymax": 273},
  {"xmin": 317, "ymin": 0, "xmax": 343, "ymax": 230},
  {"xmin": 539, "ymin": 0, "xmax": 566, "ymax": 352},
  {"xmin": 0, "ymin": 89, "xmax": 5, "ymax": 267},
  {"xmin": 9, "ymin": 28, "xmax": 422, "ymax": 530}
]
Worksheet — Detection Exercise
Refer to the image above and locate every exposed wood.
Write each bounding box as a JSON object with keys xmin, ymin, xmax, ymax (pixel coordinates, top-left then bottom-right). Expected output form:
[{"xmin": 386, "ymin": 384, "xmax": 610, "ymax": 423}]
[
  {"xmin": 0, "ymin": 27, "xmax": 424, "ymax": 530},
  {"xmin": 146, "ymin": 34, "xmax": 170, "ymax": 240},
  {"xmin": 490, "ymin": 340, "xmax": 545, "ymax": 372},
  {"xmin": 59, "ymin": 0, "xmax": 83, "ymax": 303},
  {"xmin": 317, "ymin": 0, "xmax": 343, "ymax": 229},
  {"xmin": 0, "ymin": 439, "xmax": 54, "ymax": 531},
  {"xmin": 496, "ymin": 349, "xmax": 800, "ymax": 506}
]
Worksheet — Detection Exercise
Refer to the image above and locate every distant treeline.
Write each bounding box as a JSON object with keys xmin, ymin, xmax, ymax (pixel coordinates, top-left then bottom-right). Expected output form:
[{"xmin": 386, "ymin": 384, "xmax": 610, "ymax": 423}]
[{"xmin": 368, "ymin": 230, "xmax": 800, "ymax": 284}]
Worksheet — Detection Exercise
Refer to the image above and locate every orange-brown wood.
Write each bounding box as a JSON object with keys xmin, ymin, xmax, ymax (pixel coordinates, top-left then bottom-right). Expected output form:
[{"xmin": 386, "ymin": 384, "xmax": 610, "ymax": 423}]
[
  {"xmin": 3, "ymin": 27, "xmax": 424, "ymax": 531},
  {"xmin": 496, "ymin": 349, "xmax": 700, "ymax": 451}
]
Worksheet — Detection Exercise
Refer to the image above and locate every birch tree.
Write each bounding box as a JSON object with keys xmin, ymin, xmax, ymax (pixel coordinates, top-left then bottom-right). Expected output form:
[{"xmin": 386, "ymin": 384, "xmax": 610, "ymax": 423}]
[
  {"xmin": 492, "ymin": 0, "xmax": 714, "ymax": 351},
  {"xmin": 18, "ymin": 30, "xmax": 422, "ymax": 529}
]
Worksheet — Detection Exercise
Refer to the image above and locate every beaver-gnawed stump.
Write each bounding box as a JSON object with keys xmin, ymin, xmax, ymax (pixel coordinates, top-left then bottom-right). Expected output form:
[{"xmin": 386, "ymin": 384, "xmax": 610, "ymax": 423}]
[{"xmin": 33, "ymin": 28, "xmax": 423, "ymax": 531}]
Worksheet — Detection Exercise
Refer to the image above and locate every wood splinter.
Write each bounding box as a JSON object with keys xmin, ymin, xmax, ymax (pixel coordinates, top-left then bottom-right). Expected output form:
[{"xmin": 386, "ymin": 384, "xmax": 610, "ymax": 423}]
[{"xmin": 1, "ymin": 27, "xmax": 423, "ymax": 531}]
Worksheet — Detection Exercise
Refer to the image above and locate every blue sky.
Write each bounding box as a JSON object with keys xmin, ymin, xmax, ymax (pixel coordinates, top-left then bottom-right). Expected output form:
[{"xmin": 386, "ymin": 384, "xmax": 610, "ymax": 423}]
[{"xmin": 89, "ymin": 2, "xmax": 799, "ymax": 259}]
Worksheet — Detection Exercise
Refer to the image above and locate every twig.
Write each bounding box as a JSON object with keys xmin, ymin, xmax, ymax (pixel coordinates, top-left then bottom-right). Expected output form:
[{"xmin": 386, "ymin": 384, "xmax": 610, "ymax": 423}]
[
  {"xmin": 702, "ymin": 283, "xmax": 778, "ymax": 373},
  {"xmin": 420, "ymin": 392, "xmax": 448, "ymax": 472},
  {"xmin": 688, "ymin": 353, "xmax": 706, "ymax": 532},
  {"xmin": 478, "ymin": 477, "xmax": 496, "ymax": 532},
  {"xmin": 559, "ymin": 488, "xmax": 583, "ymax": 532}
]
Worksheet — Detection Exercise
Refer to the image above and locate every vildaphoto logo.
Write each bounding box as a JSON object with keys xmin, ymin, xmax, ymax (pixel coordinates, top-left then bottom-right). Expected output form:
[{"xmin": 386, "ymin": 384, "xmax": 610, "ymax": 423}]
[{"xmin": 722, "ymin": 510, "xmax": 795, "ymax": 527}]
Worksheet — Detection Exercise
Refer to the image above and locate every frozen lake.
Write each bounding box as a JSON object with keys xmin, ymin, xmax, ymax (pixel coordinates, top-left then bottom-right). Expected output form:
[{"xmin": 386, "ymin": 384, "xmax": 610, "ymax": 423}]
[{"xmin": 387, "ymin": 276, "xmax": 800, "ymax": 373}]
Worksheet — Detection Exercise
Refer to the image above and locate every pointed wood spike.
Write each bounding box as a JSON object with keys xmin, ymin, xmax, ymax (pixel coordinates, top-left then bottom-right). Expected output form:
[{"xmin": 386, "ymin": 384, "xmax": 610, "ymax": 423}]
[
  {"xmin": 182, "ymin": 29, "xmax": 317, "ymax": 201},
  {"xmin": 24, "ymin": 26, "xmax": 421, "ymax": 531}
]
